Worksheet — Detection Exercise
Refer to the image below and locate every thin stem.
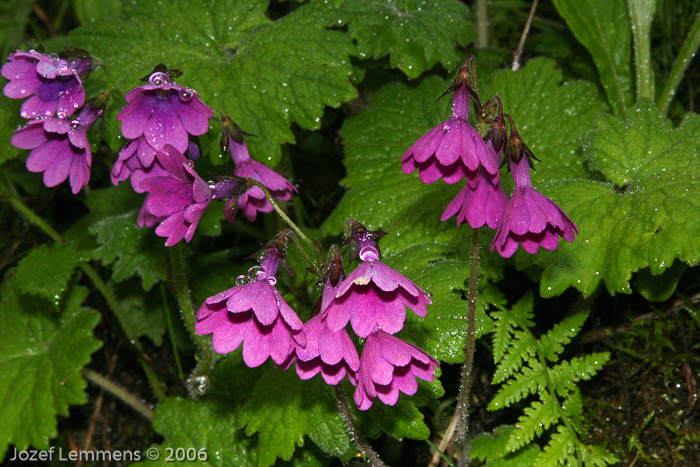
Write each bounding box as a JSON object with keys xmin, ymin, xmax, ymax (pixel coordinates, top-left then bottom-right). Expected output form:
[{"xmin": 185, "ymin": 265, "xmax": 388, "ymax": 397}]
[
  {"xmin": 628, "ymin": 0, "xmax": 657, "ymax": 102},
  {"xmin": 169, "ymin": 245, "xmax": 216, "ymax": 397},
  {"xmin": 454, "ymin": 228, "xmax": 480, "ymax": 446},
  {"xmin": 475, "ymin": 0, "xmax": 489, "ymax": 49},
  {"xmin": 0, "ymin": 180, "xmax": 62, "ymax": 243},
  {"xmin": 334, "ymin": 385, "xmax": 387, "ymax": 467},
  {"xmin": 161, "ymin": 282, "xmax": 184, "ymax": 381},
  {"xmin": 658, "ymin": 8, "xmax": 700, "ymax": 114},
  {"xmin": 81, "ymin": 368, "xmax": 154, "ymax": 421},
  {"xmin": 426, "ymin": 439, "xmax": 456, "ymax": 467},
  {"xmin": 512, "ymin": 0, "xmax": 539, "ymax": 71}
]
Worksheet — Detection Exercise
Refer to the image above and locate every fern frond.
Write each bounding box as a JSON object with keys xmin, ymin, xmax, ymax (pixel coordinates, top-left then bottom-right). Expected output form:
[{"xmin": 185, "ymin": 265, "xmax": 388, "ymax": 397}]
[
  {"xmin": 506, "ymin": 392, "xmax": 560, "ymax": 452},
  {"xmin": 550, "ymin": 353, "xmax": 610, "ymax": 397},
  {"xmin": 489, "ymin": 362, "xmax": 546, "ymax": 409},
  {"xmin": 581, "ymin": 444, "xmax": 619, "ymax": 467},
  {"xmin": 533, "ymin": 424, "xmax": 579, "ymax": 467},
  {"xmin": 539, "ymin": 311, "xmax": 589, "ymax": 362},
  {"xmin": 471, "ymin": 426, "xmax": 542, "ymax": 467},
  {"xmin": 493, "ymin": 329, "xmax": 537, "ymax": 383},
  {"xmin": 491, "ymin": 309, "xmax": 518, "ymax": 364}
]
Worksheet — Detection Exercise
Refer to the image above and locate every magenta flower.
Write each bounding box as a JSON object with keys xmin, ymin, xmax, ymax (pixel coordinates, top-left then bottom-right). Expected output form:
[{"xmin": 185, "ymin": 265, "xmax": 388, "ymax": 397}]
[
  {"xmin": 491, "ymin": 151, "xmax": 578, "ymax": 258},
  {"xmin": 353, "ymin": 329, "xmax": 438, "ymax": 410},
  {"xmin": 2, "ymin": 50, "xmax": 89, "ymax": 119},
  {"xmin": 138, "ymin": 146, "xmax": 213, "ymax": 246},
  {"xmin": 117, "ymin": 69, "xmax": 212, "ymax": 167},
  {"xmin": 441, "ymin": 140, "xmax": 508, "ymax": 229},
  {"xmin": 294, "ymin": 280, "xmax": 360, "ymax": 385},
  {"xmin": 11, "ymin": 104, "xmax": 101, "ymax": 194},
  {"xmin": 325, "ymin": 231, "xmax": 431, "ymax": 338},
  {"xmin": 111, "ymin": 137, "xmax": 167, "ymax": 192},
  {"xmin": 401, "ymin": 81, "xmax": 498, "ymax": 185},
  {"xmin": 222, "ymin": 117, "xmax": 297, "ymax": 221},
  {"xmin": 196, "ymin": 245, "xmax": 305, "ymax": 367}
]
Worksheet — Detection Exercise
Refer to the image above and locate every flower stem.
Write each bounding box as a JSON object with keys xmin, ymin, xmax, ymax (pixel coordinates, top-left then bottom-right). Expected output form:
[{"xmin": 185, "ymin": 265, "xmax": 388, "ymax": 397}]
[
  {"xmin": 169, "ymin": 245, "xmax": 216, "ymax": 397},
  {"xmin": 0, "ymin": 179, "xmax": 166, "ymax": 400},
  {"xmin": 454, "ymin": 228, "xmax": 481, "ymax": 450},
  {"xmin": 161, "ymin": 282, "xmax": 185, "ymax": 381},
  {"xmin": 253, "ymin": 181, "xmax": 322, "ymax": 273},
  {"xmin": 658, "ymin": 8, "xmax": 700, "ymax": 114},
  {"xmin": 475, "ymin": 0, "xmax": 490, "ymax": 49},
  {"xmin": 628, "ymin": 0, "xmax": 656, "ymax": 102},
  {"xmin": 81, "ymin": 368, "xmax": 154, "ymax": 421},
  {"xmin": 334, "ymin": 385, "xmax": 387, "ymax": 467}
]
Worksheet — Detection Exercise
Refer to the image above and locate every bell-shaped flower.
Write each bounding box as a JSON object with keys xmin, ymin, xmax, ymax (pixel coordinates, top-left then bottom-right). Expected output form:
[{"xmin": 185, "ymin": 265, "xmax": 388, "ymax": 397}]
[
  {"xmin": 222, "ymin": 116, "xmax": 297, "ymax": 221},
  {"xmin": 116, "ymin": 68, "xmax": 211, "ymax": 178},
  {"xmin": 2, "ymin": 49, "xmax": 89, "ymax": 119},
  {"xmin": 138, "ymin": 145, "xmax": 213, "ymax": 246},
  {"xmin": 353, "ymin": 329, "xmax": 438, "ymax": 410},
  {"xmin": 490, "ymin": 124, "xmax": 578, "ymax": 257},
  {"xmin": 196, "ymin": 243, "xmax": 305, "ymax": 367},
  {"xmin": 441, "ymin": 140, "xmax": 507, "ymax": 229},
  {"xmin": 294, "ymin": 280, "xmax": 360, "ymax": 385},
  {"xmin": 11, "ymin": 104, "xmax": 101, "ymax": 193},
  {"xmin": 325, "ymin": 230, "xmax": 431, "ymax": 338},
  {"xmin": 401, "ymin": 64, "xmax": 498, "ymax": 185}
]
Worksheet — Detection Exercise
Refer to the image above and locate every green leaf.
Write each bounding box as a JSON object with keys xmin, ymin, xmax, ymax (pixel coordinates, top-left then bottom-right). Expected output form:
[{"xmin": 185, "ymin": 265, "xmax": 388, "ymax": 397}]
[
  {"xmin": 367, "ymin": 395, "xmax": 430, "ymax": 440},
  {"xmin": 0, "ymin": 0, "xmax": 32, "ymax": 59},
  {"xmin": 533, "ymin": 424, "xmax": 578, "ymax": 467},
  {"xmin": 470, "ymin": 426, "xmax": 542, "ymax": 466},
  {"xmin": 551, "ymin": 0, "xmax": 632, "ymax": 115},
  {"xmin": 383, "ymin": 244, "xmax": 499, "ymax": 364},
  {"xmin": 238, "ymin": 369, "xmax": 353, "ymax": 466},
  {"xmin": 135, "ymin": 397, "xmax": 257, "ymax": 467},
  {"xmin": 518, "ymin": 106, "xmax": 700, "ymax": 296},
  {"xmin": 12, "ymin": 242, "xmax": 88, "ymax": 304},
  {"xmin": 539, "ymin": 311, "xmax": 589, "ymax": 362},
  {"xmin": 89, "ymin": 212, "xmax": 168, "ymax": 290},
  {"xmin": 549, "ymin": 352, "xmax": 610, "ymax": 397},
  {"xmin": 68, "ymin": 0, "xmax": 357, "ymax": 167},
  {"xmin": 72, "ymin": 0, "xmax": 123, "ymax": 25},
  {"xmin": 489, "ymin": 363, "xmax": 546, "ymax": 410},
  {"xmin": 507, "ymin": 393, "xmax": 559, "ymax": 452},
  {"xmin": 312, "ymin": 0, "xmax": 473, "ymax": 79},
  {"xmin": 633, "ymin": 261, "xmax": 687, "ymax": 302},
  {"xmin": 0, "ymin": 279, "xmax": 101, "ymax": 458},
  {"xmin": 115, "ymin": 282, "xmax": 168, "ymax": 346}
]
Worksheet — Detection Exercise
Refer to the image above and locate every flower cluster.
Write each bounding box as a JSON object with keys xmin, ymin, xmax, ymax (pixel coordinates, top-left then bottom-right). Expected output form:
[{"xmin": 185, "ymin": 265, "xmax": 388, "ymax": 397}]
[
  {"xmin": 197, "ymin": 222, "xmax": 438, "ymax": 410},
  {"xmin": 403, "ymin": 58, "xmax": 578, "ymax": 257},
  {"xmin": 4, "ymin": 49, "xmax": 102, "ymax": 194}
]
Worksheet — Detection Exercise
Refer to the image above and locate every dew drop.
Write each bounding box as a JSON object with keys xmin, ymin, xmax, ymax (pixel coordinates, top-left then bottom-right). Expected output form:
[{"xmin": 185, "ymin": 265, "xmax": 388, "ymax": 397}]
[
  {"xmin": 70, "ymin": 120, "xmax": 80, "ymax": 130},
  {"xmin": 179, "ymin": 88, "xmax": 194, "ymax": 101}
]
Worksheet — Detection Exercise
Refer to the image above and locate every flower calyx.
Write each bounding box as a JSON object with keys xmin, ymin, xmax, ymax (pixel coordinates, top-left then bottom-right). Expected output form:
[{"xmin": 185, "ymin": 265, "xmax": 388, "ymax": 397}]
[
  {"xmin": 503, "ymin": 113, "xmax": 540, "ymax": 170},
  {"xmin": 139, "ymin": 63, "xmax": 181, "ymax": 83},
  {"xmin": 344, "ymin": 219, "xmax": 387, "ymax": 263},
  {"xmin": 484, "ymin": 96, "xmax": 507, "ymax": 154},
  {"xmin": 437, "ymin": 55, "xmax": 480, "ymax": 103},
  {"xmin": 219, "ymin": 114, "xmax": 258, "ymax": 154}
]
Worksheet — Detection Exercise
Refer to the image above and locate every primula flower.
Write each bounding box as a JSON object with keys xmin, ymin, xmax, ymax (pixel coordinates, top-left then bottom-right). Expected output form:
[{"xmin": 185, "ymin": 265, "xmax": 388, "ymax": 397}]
[
  {"xmin": 325, "ymin": 229, "xmax": 431, "ymax": 338},
  {"xmin": 491, "ymin": 122, "xmax": 578, "ymax": 257},
  {"xmin": 111, "ymin": 137, "xmax": 168, "ymax": 192},
  {"xmin": 353, "ymin": 329, "xmax": 438, "ymax": 410},
  {"xmin": 138, "ymin": 145, "xmax": 213, "ymax": 246},
  {"xmin": 222, "ymin": 117, "xmax": 297, "ymax": 221},
  {"xmin": 117, "ymin": 68, "xmax": 212, "ymax": 166},
  {"xmin": 401, "ymin": 64, "xmax": 499, "ymax": 185},
  {"xmin": 441, "ymin": 140, "xmax": 508, "ymax": 229},
  {"xmin": 293, "ymin": 258, "xmax": 360, "ymax": 384},
  {"xmin": 2, "ymin": 49, "xmax": 89, "ymax": 119},
  {"xmin": 11, "ymin": 104, "xmax": 102, "ymax": 194},
  {"xmin": 196, "ymin": 240, "xmax": 305, "ymax": 367}
]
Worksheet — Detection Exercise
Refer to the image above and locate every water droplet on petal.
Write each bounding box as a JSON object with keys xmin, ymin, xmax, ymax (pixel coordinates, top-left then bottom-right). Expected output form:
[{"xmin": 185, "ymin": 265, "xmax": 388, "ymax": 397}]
[
  {"xmin": 70, "ymin": 120, "xmax": 80, "ymax": 130},
  {"xmin": 179, "ymin": 88, "xmax": 193, "ymax": 101},
  {"xmin": 149, "ymin": 71, "xmax": 169, "ymax": 86}
]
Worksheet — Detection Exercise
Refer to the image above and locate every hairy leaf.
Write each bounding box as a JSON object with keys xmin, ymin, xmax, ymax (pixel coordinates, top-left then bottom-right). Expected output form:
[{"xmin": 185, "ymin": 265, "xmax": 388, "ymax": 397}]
[
  {"xmin": 68, "ymin": 0, "xmax": 356, "ymax": 167},
  {"xmin": 0, "ymin": 280, "xmax": 101, "ymax": 458},
  {"xmin": 518, "ymin": 106, "xmax": 700, "ymax": 296}
]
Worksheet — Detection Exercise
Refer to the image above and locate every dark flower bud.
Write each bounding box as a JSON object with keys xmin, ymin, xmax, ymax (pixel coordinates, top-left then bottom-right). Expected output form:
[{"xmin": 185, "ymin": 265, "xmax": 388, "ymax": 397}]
[
  {"xmin": 503, "ymin": 114, "xmax": 540, "ymax": 170},
  {"xmin": 219, "ymin": 114, "xmax": 257, "ymax": 154},
  {"xmin": 344, "ymin": 219, "xmax": 387, "ymax": 263},
  {"xmin": 139, "ymin": 63, "xmax": 181, "ymax": 82},
  {"xmin": 437, "ymin": 55, "xmax": 480, "ymax": 103}
]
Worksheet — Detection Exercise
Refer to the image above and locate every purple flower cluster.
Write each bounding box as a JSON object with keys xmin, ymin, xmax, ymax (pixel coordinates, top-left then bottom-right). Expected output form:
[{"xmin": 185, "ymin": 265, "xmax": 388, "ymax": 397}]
[
  {"xmin": 403, "ymin": 61, "xmax": 578, "ymax": 257},
  {"xmin": 4, "ymin": 49, "xmax": 101, "ymax": 193},
  {"xmin": 197, "ymin": 225, "xmax": 438, "ymax": 410}
]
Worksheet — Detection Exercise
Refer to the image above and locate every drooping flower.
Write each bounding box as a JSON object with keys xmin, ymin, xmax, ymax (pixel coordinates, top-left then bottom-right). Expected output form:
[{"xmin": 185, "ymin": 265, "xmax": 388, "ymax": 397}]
[
  {"xmin": 138, "ymin": 145, "xmax": 214, "ymax": 246},
  {"xmin": 11, "ymin": 102, "xmax": 102, "ymax": 194},
  {"xmin": 401, "ymin": 63, "xmax": 499, "ymax": 185},
  {"xmin": 490, "ymin": 118, "xmax": 578, "ymax": 257},
  {"xmin": 2, "ymin": 49, "xmax": 89, "ymax": 119},
  {"xmin": 221, "ymin": 116, "xmax": 297, "ymax": 221},
  {"xmin": 196, "ymin": 234, "xmax": 305, "ymax": 367},
  {"xmin": 441, "ymin": 140, "xmax": 508, "ymax": 229},
  {"xmin": 292, "ymin": 248, "xmax": 360, "ymax": 385},
  {"xmin": 353, "ymin": 329, "xmax": 438, "ymax": 410},
  {"xmin": 116, "ymin": 67, "xmax": 211, "ymax": 173},
  {"xmin": 325, "ymin": 224, "xmax": 431, "ymax": 338}
]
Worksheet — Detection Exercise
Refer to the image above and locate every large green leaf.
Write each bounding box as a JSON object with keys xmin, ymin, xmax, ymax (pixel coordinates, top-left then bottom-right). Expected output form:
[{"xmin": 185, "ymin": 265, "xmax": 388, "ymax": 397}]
[
  {"xmin": 68, "ymin": 0, "xmax": 357, "ymax": 166},
  {"xmin": 551, "ymin": 0, "xmax": 632, "ymax": 115},
  {"xmin": 0, "ymin": 280, "xmax": 101, "ymax": 459},
  {"xmin": 517, "ymin": 106, "xmax": 700, "ymax": 296},
  {"xmin": 308, "ymin": 0, "xmax": 473, "ymax": 79}
]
